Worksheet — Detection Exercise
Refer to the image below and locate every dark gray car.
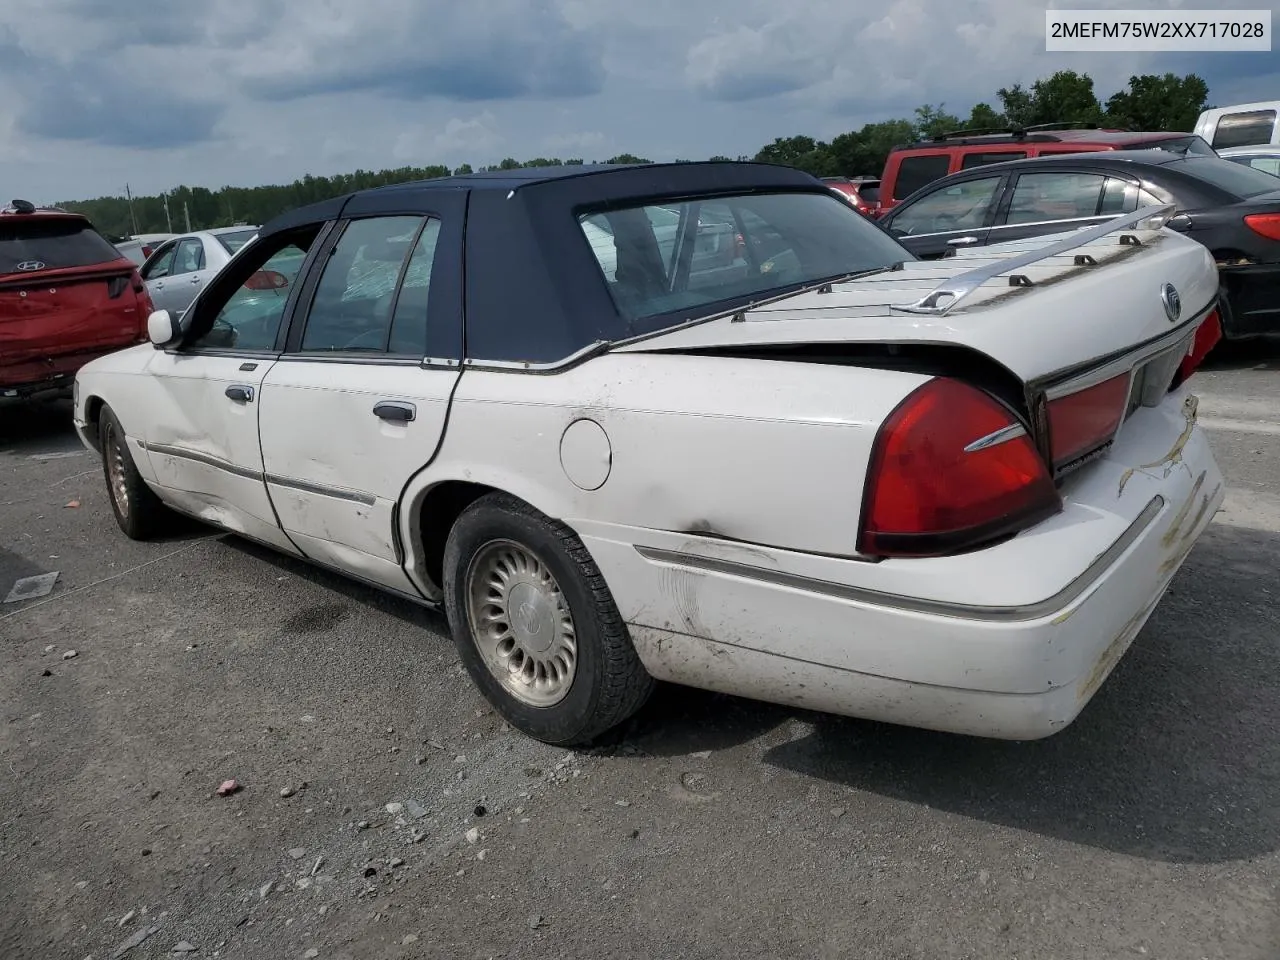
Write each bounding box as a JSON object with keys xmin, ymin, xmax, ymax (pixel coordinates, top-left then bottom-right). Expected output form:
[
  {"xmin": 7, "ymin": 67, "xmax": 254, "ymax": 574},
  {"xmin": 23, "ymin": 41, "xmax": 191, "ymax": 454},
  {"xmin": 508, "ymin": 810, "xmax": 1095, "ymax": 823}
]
[{"xmin": 878, "ymin": 150, "xmax": 1280, "ymax": 340}]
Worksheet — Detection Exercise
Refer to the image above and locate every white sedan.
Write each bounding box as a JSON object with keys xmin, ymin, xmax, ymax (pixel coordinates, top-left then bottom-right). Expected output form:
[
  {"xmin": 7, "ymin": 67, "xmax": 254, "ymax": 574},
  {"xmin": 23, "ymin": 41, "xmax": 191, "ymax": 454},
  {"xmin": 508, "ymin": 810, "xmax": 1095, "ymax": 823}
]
[
  {"xmin": 73, "ymin": 162, "xmax": 1224, "ymax": 746},
  {"xmin": 139, "ymin": 226, "xmax": 260, "ymax": 316}
]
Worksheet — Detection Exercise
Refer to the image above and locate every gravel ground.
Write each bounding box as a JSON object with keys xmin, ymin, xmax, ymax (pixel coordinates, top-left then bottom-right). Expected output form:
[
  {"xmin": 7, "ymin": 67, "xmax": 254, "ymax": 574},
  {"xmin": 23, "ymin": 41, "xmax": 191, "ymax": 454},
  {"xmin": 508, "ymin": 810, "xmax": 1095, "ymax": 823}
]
[{"xmin": 2, "ymin": 343, "xmax": 1278, "ymax": 960}]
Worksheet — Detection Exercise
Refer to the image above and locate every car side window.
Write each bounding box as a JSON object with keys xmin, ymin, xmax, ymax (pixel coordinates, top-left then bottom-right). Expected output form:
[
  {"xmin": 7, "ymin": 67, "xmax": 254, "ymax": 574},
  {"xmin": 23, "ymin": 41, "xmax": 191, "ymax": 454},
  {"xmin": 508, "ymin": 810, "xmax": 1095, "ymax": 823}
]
[
  {"xmin": 298, "ymin": 216, "xmax": 427, "ymax": 354},
  {"xmin": 1006, "ymin": 173, "xmax": 1108, "ymax": 225},
  {"xmin": 187, "ymin": 232, "xmax": 316, "ymax": 353},
  {"xmin": 173, "ymin": 238, "xmax": 206, "ymax": 275},
  {"xmin": 386, "ymin": 219, "xmax": 441, "ymax": 356},
  {"xmin": 1099, "ymin": 177, "xmax": 1139, "ymax": 216},
  {"xmin": 888, "ymin": 176, "xmax": 1003, "ymax": 236},
  {"xmin": 1246, "ymin": 156, "xmax": 1280, "ymax": 176},
  {"xmin": 142, "ymin": 241, "xmax": 178, "ymax": 280}
]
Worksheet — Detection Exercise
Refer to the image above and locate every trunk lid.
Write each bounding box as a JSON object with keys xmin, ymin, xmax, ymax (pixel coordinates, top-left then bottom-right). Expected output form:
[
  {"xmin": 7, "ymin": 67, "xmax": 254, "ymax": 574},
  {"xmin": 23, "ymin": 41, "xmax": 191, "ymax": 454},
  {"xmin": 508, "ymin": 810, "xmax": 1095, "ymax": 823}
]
[{"xmin": 612, "ymin": 216, "xmax": 1218, "ymax": 386}]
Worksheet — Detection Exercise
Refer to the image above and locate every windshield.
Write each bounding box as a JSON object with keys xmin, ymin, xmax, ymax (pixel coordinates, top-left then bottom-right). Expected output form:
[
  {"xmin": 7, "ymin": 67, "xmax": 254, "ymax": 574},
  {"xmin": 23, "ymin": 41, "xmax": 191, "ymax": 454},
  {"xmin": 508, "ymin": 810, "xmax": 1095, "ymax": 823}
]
[
  {"xmin": 1176, "ymin": 156, "xmax": 1280, "ymax": 198},
  {"xmin": 216, "ymin": 229, "xmax": 259, "ymax": 255},
  {"xmin": 577, "ymin": 191, "xmax": 908, "ymax": 325},
  {"xmin": 0, "ymin": 218, "xmax": 124, "ymax": 274}
]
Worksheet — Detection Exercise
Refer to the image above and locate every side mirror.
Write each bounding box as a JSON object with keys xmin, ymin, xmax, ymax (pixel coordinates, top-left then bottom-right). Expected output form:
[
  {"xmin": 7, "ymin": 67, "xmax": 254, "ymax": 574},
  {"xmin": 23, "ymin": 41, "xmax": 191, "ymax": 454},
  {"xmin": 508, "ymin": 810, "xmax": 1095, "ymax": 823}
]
[{"xmin": 147, "ymin": 309, "xmax": 180, "ymax": 347}]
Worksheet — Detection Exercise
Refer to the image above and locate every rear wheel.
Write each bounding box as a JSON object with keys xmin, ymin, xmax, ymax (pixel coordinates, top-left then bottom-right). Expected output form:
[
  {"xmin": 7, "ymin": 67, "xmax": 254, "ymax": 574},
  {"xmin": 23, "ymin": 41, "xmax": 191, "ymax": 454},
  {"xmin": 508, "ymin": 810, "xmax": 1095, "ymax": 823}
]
[
  {"xmin": 442, "ymin": 493, "xmax": 654, "ymax": 745},
  {"xmin": 99, "ymin": 405, "xmax": 174, "ymax": 540}
]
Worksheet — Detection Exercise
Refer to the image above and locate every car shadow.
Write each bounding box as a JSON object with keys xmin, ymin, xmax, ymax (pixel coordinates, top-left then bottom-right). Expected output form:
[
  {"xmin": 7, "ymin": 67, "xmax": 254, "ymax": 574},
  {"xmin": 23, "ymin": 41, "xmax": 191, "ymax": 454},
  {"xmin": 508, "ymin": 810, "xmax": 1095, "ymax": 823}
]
[
  {"xmin": 0, "ymin": 397, "xmax": 81, "ymax": 455},
  {"xmin": 615, "ymin": 522, "xmax": 1280, "ymax": 866},
  {"xmin": 220, "ymin": 535, "xmax": 445, "ymax": 633}
]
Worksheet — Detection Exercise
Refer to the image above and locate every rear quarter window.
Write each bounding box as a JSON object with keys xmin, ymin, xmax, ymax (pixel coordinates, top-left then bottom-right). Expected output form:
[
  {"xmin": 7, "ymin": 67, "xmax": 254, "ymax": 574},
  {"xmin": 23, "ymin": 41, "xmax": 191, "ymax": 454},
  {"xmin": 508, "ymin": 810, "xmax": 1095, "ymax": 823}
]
[
  {"xmin": 893, "ymin": 154, "xmax": 951, "ymax": 200},
  {"xmin": 0, "ymin": 218, "xmax": 124, "ymax": 274}
]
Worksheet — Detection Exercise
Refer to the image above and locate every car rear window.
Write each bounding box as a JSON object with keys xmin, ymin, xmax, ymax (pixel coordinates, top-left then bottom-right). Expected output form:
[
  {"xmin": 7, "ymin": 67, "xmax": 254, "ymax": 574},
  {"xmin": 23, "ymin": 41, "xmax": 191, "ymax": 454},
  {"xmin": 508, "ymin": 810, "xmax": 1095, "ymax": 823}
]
[
  {"xmin": 1175, "ymin": 156, "xmax": 1280, "ymax": 198},
  {"xmin": 1210, "ymin": 110, "xmax": 1278, "ymax": 149},
  {"xmin": 0, "ymin": 218, "xmax": 124, "ymax": 274},
  {"xmin": 893, "ymin": 155, "xmax": 951, "ymax": 200},
  {"xmin": 216, "ymin": 229, "xmax": 258, "ymax": 254},
  {"xmin": 576, "ymin": 191, "xmax": 908, "ymax": 326}
]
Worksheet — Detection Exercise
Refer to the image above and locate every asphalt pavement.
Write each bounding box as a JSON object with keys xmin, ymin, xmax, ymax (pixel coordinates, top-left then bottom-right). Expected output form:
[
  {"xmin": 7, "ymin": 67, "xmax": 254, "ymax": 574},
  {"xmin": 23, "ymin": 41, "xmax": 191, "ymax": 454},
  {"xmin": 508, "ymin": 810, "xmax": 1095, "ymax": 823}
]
[{"xmin": 1, "ymin": 344, "xmax": 1277, "ymax": 960}]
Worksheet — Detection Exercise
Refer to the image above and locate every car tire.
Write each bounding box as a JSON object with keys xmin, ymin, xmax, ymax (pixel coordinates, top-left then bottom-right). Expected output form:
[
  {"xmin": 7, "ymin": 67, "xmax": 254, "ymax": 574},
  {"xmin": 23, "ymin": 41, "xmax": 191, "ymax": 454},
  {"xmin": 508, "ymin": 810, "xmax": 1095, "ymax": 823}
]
[
  {"xmin": 99, "ymin": 405, "xmax": 174, "ymax": 540},
  {"xmin": 442, "ymin": 492, "xmax": 655, "ymax": 746}
]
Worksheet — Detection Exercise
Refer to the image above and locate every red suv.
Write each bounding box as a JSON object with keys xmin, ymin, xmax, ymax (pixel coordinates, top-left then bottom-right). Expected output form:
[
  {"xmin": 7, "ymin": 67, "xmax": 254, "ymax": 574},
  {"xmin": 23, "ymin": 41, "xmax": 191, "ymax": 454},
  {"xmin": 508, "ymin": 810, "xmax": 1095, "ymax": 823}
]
[
  {"xmin": 878, "ymin": 126, "xmax": 1216, "ymax": 212},
  {"xmin": 1, "ymin": 200, "xmax": 154, "ymax": 399}
]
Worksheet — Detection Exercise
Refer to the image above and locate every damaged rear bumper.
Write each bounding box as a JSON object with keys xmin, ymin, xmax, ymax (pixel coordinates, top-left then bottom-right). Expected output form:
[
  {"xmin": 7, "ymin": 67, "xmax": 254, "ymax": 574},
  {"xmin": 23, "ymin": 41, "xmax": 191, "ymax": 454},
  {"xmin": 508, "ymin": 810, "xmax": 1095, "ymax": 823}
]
[{"xmin": 577, "ymin": 389, "xmax": 1224, "ymax": 740}]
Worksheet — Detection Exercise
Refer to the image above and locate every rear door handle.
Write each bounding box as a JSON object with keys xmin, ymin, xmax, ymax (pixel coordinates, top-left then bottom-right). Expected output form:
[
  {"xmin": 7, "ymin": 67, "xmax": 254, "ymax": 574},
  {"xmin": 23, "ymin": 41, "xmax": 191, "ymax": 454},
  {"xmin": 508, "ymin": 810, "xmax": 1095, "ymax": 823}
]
[
  {"xmin": 373, "ymin": 401, "xmax": 415, "ymax": 422},
  {"xmin": 191, "ymin": 276, "xmax": 203, "ymax": 284},
  {"xmin": 947, "ymin": 236, "xmax": 980, "ymax": 246},
  {"xmin": 225, "ymin": 384, "xmax": 254, "ymax": 403}
]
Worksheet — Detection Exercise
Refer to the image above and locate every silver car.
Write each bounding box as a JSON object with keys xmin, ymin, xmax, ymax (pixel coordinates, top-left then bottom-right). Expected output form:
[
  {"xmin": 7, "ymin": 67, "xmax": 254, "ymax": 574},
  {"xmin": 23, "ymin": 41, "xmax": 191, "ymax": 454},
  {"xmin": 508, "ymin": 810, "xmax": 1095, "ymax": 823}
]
[
  {"xmin": 1218, "ymin": 145, "xmax": 1280, "ymax": 177},
  {"xmin": 140, "ymin": 226, "xmax": 260, "ymax": 315}
]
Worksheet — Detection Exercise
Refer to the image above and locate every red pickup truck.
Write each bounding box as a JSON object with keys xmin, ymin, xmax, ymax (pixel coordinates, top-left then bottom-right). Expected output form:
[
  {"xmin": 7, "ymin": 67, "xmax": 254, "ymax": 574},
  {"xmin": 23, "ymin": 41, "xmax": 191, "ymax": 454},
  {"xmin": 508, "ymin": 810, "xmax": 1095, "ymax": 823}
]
[{"xmin": 1, "ymin": 200, "xmax": 154, "ymax": 399}]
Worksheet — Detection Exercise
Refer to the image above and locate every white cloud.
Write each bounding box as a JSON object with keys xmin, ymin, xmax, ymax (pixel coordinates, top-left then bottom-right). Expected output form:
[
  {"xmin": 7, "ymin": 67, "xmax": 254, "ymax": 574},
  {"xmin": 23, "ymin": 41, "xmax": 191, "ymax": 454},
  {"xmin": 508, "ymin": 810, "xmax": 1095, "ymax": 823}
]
[{"xmin": 0, "ymin": 0, "xmax": 1267, "ymax": 201}]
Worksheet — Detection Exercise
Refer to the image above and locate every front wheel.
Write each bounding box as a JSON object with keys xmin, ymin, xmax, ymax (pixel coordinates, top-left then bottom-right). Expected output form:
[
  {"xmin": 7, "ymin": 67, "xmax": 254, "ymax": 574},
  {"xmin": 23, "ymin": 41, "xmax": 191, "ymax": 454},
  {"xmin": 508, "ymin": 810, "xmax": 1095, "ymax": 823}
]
[
  {"xmin": 442, "ymin": 493, "xmax": 654, "ymax": 746},
  {"xmin": 99, "ymin": 405, "xmax": 175, "ymax": 540}
]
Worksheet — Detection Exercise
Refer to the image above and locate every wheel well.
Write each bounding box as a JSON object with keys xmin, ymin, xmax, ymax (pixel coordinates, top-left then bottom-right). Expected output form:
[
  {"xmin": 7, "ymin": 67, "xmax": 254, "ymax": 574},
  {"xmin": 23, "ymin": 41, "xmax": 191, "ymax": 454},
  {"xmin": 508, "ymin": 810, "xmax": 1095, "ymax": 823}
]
[
  {"xmin": 417, "ymin": 480, "xmax": 496, "ymax": 590},
  {"xmin": 84, "ymin": 395, "xmax": 106, "ymax": 451}
]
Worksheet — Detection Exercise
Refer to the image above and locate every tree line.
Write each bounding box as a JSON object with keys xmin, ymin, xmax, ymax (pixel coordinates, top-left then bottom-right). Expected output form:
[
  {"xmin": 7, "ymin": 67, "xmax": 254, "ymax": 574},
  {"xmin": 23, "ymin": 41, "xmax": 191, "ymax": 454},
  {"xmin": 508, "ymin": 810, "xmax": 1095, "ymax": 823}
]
[{"xmin": 59, "ymin": 70, "xmax": 1211, "ymax": 240}]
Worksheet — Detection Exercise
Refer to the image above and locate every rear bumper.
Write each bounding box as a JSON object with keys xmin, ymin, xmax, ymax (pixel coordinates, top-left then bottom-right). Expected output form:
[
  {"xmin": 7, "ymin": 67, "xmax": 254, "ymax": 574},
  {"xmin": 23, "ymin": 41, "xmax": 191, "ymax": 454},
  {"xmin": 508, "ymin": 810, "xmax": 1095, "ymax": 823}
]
[
  {"xmin": 579, "ymin": 389, "xmax": 1224, "ymax": 740},
  {"xmin": 1, "ymin": 348, "xmax": 134, "ymax": 396},
  {"xmin": 1219, "ymin": 262, "xmax": 1280, "ymax": 337}
]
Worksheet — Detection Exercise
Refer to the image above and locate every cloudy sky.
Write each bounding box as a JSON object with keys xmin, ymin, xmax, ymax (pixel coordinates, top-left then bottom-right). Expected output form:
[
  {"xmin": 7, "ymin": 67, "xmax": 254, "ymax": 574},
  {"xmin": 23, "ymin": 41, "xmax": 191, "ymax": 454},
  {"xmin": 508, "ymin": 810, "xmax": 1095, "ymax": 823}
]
[{"xmin": 0, "ymin": 0, "xmax": 1274, "ymax": 203}]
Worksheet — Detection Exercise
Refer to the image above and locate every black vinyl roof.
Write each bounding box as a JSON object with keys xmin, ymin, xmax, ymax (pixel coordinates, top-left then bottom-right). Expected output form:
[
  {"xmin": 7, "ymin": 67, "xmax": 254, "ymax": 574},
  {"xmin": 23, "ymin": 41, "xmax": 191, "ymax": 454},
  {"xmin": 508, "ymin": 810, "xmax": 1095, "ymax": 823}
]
[{"xmin": 259, "ymin": 161, "xmax": 822, "ymax": 238}]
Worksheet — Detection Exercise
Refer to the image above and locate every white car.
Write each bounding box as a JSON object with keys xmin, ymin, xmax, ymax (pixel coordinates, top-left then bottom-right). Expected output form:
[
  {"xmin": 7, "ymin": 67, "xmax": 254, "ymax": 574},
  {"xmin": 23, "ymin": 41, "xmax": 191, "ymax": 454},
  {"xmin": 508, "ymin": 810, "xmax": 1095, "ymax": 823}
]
[{"xmin": 72, "ymin": 163, "xmax": 1225, "ymax": 746}]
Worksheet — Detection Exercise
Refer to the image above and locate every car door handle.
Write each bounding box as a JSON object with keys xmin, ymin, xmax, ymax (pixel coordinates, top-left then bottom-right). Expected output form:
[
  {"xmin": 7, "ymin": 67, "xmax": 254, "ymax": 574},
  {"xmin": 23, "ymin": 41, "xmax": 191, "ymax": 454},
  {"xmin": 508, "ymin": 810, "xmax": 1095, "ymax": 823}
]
[
  {"xmin": 225, "ymin": 384, "xmax": 254, "ymax": 403},
  {"xmin": 373, "ymin": 401, "xmax": 415, "ymax": 422},
  {"xmin": 191, "ymin": 276, "xmax": 203, "ymax": 284},
  {"xmin": 947, "ymin": 236, "xmax": 980, "ymax": 246}
]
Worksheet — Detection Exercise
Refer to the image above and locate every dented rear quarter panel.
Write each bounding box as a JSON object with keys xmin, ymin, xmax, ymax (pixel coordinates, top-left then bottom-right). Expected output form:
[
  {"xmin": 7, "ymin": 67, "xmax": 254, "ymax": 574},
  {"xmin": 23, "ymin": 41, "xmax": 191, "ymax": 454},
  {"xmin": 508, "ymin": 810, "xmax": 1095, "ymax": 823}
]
[{"xmin": 398, "ymin": 351, "xmax": 928, "ymax": 575}]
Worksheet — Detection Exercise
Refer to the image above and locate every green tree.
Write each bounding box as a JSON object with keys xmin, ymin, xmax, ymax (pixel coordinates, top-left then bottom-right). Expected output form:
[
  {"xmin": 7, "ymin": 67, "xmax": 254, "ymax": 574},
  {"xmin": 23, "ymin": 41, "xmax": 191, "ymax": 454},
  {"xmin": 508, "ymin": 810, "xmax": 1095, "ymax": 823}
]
[
  {"xmin": 452, "ymin": 163, "xmax": 473, "ymax": 175},
  {"xmin": 998, "ymin": 71, "xmax": 1104, "ymax": 128},
  {"xmin": 828, "ymin": 119, "xmax": 916, "ymax": 176},
  {"xmin": 605, "ymin": 153, "xmax": 653, "ymax": 164},
  {"xmin": 966, "ymin": 102, "xmax": 1006, "ymax": 130},
  {"xmin": 914, "ymin": 104, "xmax": 962, "ymax": 139},
  {"xmin": 753, "ymin": 136, "xmax": 836, "ymax": 176},
  {"xmin": 1104, "ymin": 73, "xmax": 1209, "ymax": 131}
]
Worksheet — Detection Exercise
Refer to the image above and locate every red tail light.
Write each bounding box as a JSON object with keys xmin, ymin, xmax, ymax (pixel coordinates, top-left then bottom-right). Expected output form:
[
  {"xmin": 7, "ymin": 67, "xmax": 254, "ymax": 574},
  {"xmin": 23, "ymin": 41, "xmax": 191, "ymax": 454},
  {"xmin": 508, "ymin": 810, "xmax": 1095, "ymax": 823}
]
[
  {"xmin": 859, "ymin": 378, "xmax": 1061, "ymax": 558},
  {"xmin": 245, "ymin": 269, "xmax": 289, "ymax": 290},
  {"xmin": 141, "ymin": 245, "xmax": 154, "ymax": 258},
  {"xmin": 1175, "ymin": 308, "xmax": 1222, "ymax": 386},
  {"xmin": 1244, "ymin": 213, "xmax": 1280, "ymax": 241},
  {"xmin": 1046, "ymin": 373, "xmax": 1130, "ymax": 469}
]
